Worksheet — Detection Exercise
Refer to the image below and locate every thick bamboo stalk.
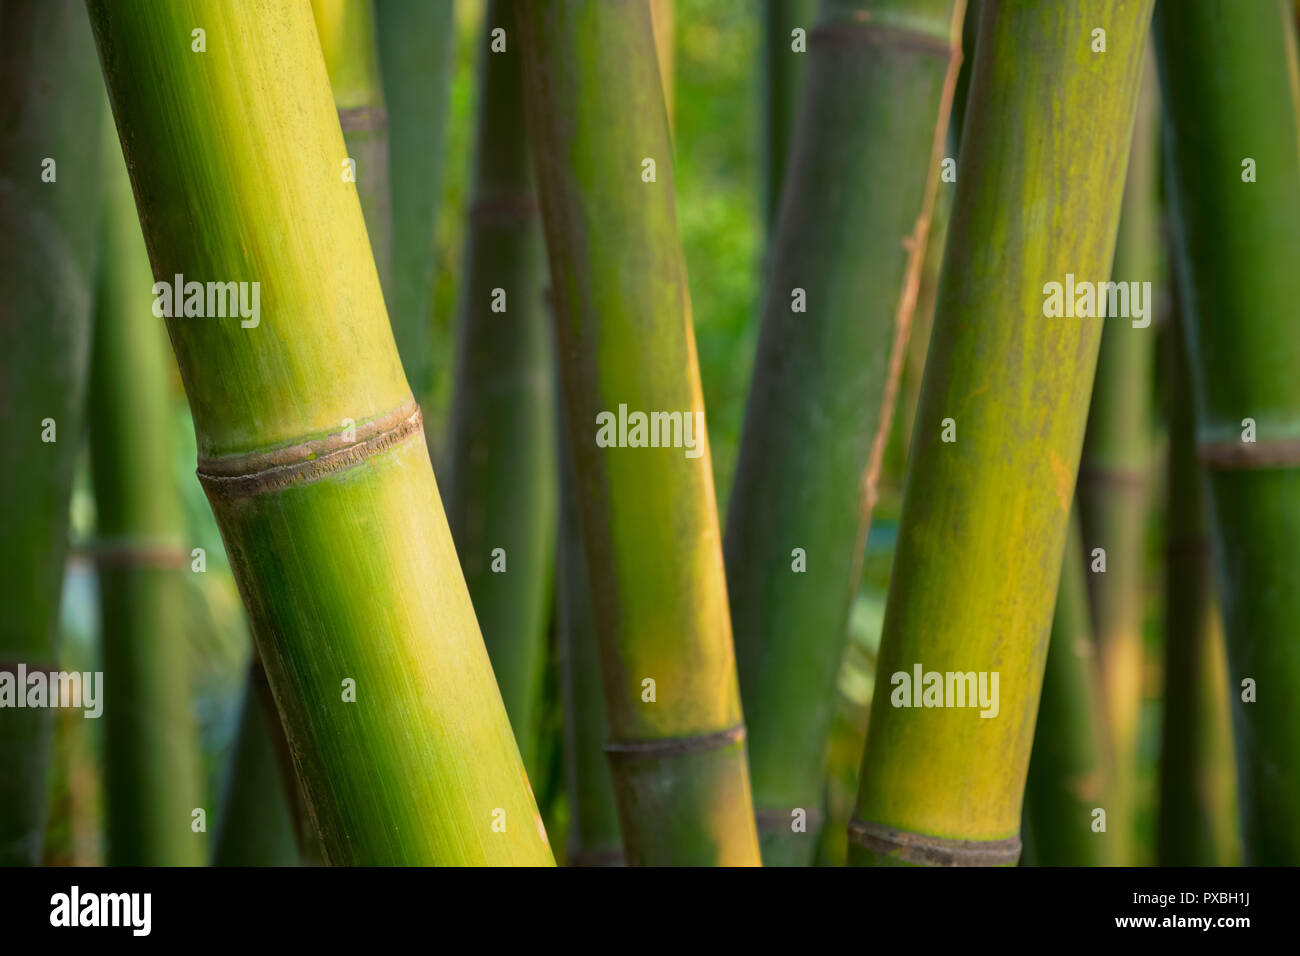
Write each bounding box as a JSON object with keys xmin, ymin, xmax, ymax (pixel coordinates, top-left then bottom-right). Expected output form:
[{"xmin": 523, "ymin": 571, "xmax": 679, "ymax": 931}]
[
  {"xmin": 650, "ymin": 0, "xmax": 674, "ymax": 126},
  {"xmin": 0, "ymin": 0, "xmax": 104, "ymax": 866},
  {"xmin": 89, "ymin": 119, "xmax": 205, "ymax": 866},
  {"xmin": 1076, "ymin": 58, "xmax": 1158, "ymax": 865},
  {"xmin": 375, "ymin": 0, "xmax": 457, "ymax": 403},
  {"xmin": 1154, "ymin": 0, "xmax": 1300, "ymax": 867},
  {"xmin": 762, "ymin": 0, "xmax": 816, "ymax": 229},
  {"xmin": 847, "ymin": 0, "xmax": 1153, "ymax": 867},
  {"xmin": 446, "ymin": 2, "xmax": 557, "ymax": 778},
  {"xmin": 517, "ymin": 0, "xmax": 760, "ymax": 866},
  {"xmin": 310, "ymin": 0, "xmax": 392, "ymax": 298},
  {"xmin": 1157, "ymin": 295, "xmax": 1239, "ymax": 867},
  {"xmin": 726, "ymin": 0, "xmax": 965, "ymax": 866},
  {"xmin": 88, "ymin": 0, "xmax": 552, "ymax": 866},
  {"xmin": 1023, "ymin": 512, "xmax": 1113, "ymax": 866}
]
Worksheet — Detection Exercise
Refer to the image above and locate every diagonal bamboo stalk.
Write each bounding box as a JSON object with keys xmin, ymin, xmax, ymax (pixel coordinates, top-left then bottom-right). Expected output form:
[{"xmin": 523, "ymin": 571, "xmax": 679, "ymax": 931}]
[
  {"xmin": 0, "ymin": 0, "xmax": 104, "ymax": 866},
  {"xmin": 847, "ymin": 0, "xmax": 1154, "ymax": 867},
  {"xmin": 446, "ymin": 0, "xmax": 557, "ymax": 779},
  {"xmin": 1154, "ymin": 0, "xmax": 1300, "ymax": 861},
  {"xmin": 89, "ymin": 116, "xmax": 205, "ymax": 866},
  {"xmin": 726, "ymin": 0, "xmax": 966, "ymax": 866},
  {"xmin": 88, "ymin": 0, "xmax": 553, "ymax": 866},
  {"xmin": 517, "ymin": 0, "xmax": 761, "ymax": 866}
]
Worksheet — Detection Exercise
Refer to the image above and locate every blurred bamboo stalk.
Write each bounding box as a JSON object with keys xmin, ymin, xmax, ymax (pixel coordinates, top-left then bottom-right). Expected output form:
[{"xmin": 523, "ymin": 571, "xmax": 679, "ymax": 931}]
[
  {"xmin": 517, "ymin": 0, "xmax": 760, "ymax": 866},
  {"xmin": 848, "ymin": 0, "xmax": 1153, "ymax": 867},
  {"xmin": 762, "ymin": 0, "xmax": 816, "ymax": 230},
  {"xmin": 1154, "ymin": 0, "xmax": 1300, "ymax": 866},
  {"xmin": 0, "ymin": 0, "xmax": 104, "ymax": 866},
  {"xmin": 726, "ymin": 0, "xmax": 965, "ymax": 865},
  {"xmin": 89, "ymin": 118, "xmax": 205, "ymax": 866},
  {"xmin": 446, "ymin": 0, "xmax": 557, "ymax": 779},
  {"xmin": 89, "ymin": 0, "xmax": 552, "ymax": 865}
]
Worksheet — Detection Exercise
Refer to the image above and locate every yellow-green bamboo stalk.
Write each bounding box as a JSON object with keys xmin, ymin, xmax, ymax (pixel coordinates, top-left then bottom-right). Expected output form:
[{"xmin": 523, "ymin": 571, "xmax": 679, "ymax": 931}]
[
  {"xmin": 88, "ymin": 0, "xmax": 552, "ymax": 866},
  {"xmin": 89, "ymin": 115, "xmax": 205, "ymax": 866},
  {"xmin": 0, "ymin": 0, "xmax": 104, "ymax": 866},
  {"xmin": 517, "ymin": 0, "xmax": 760, "ymax": 866},
  {"xmin": 848, "ymin": 0, "xmax": 1153, "ymax": 867}
]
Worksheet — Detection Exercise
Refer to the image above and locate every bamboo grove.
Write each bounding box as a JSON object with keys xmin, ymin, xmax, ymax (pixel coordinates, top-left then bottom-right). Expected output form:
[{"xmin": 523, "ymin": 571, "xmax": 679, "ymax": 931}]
[{"xmin": 0, "ymin": 0, "xmax": 1294, "ymax": 872}]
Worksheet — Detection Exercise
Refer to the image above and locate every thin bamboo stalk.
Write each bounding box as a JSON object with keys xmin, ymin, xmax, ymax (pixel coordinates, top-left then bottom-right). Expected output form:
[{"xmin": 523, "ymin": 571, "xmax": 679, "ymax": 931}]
[
  {"xmin": 1154, "ymin": 0, "xmax": 1300, "ymax": 867},
  {"xmin": 446, "ymin": 1, "xmax": 557, "ymax": 778},
  {"xmin": 375, "ymin": 0, "xmax": 457, "ymax": 404},
  {"xmin": 847, "ymin": 0, "xmax": 1154, "ymax": 867},
  {"xmin": 310, "ymin": 0, "xmax": 393, "ymax": 298},
  {"xmin": 517, "ymin": 0, "xmax": 760, "ymax": 866},
  {"xmin": 762, "ymin": 0, "xmax": 816, "ymax": 229},
  {"xmin": 88, "ymin": 0, "xmax": 553, "ymax": 866},
  {"xmin": 0, "ymin": 0, "xmax": 104, "ymax": 866},
  {"xmin": 1023, "ymin": 512, "xmax": 1113, "ymax": 866},
  {"xmin": 1157, "ymin": 291, "xmax": 1240, "ymax": 867},
  {"xmin": 89, "ymin": 118, "xmax": 205, "ymax": 866},
  {"xmin": 726, "ymin": 0, "xmax": 965, "ymax": 866},
  {"xmin": 1076, "ymin": 57, "xmax": 1158, "ymax": 865}
]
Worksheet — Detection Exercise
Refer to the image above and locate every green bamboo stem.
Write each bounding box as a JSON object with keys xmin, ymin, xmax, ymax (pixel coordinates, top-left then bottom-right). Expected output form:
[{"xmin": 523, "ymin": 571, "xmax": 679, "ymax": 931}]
[
  {"xmin": 0, "ymin": 0, "xmax": 104, "ymax": 866},
  {"xmin": 212, "ymin": 664, "xmax": 301, "ymax": 866},
  {"xmin": 650, "ymin": 0, "xmax": 675, "ymax": 127},
  {"xmin": 89, "ymin": 118, "xmax": 205, "ymax": 866},
  {"xmin": 1076, "ymin": 57, "xmax": 1158, "ymax": 866},
  {"xmin": 725, "ymin": 0, "xmax": 965, "ymax": 866},
  {"xmin": 557, "ymin": 407, "xmax": 624, "ymax": 866},
  {"xmin": 847, "ymin": 0, "xmax": 1153, "ymax": 867},
  {"xmin": 517, "ymin": 0, "xmax": 760, "ymax": 866},
  {"xmin": 1154, "ymin": 0, "xmax": 1300, "ymax": 867},
  {"xmin": 375, "ymin": 0, "xmax": 457, "ymax": 404},
  {"xmin": 762, "ymin": 0, "xmax": 816, "ymax": 229},
  {"xmin": 1157, "ymin": 294, "xmax": 1240, "ymax": 867},
  {"xmin": 310, "ymin": 0, "xmax": 392, "ymax": 298},
  {"xmin": 1023, "ymin": 512, "xmax": 1113, "ymax": 866},
  {"xmin": 88, "ymin": 0, "xmax": 552, "ymax": 866},
  {"xmin": 446, "ymin": 1, "xmax": 557, "ymax": 779}
]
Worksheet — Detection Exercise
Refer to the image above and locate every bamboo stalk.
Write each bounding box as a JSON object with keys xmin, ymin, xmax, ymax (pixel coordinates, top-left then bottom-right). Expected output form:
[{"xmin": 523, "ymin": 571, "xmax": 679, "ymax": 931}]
[
  {"xmin": 650, "ymin": 0, "xmax": 675, "ymax": 127},
  {"xmin": 517, "ymin": 0, "xmax": 760, "ymax": 866},
  {"xmin": 847, "ymin": 0, "xmax": 1153, "ymax": 867},
  {"xmin": 1023, "ymin": 512, "xmax": 1113, "ymax": 866},
  {"xmin": 762, "ymin": 0, "xmax": 816, "ymax": 229},
  {"xmin": 1154, "ymin": 0, "xmax": 1300, "ymax": 867},
  {"xmin": 1157, "ymin": 291, "xmax": 1240, "ymax": 867},
  {"xmin": 89, "ymin": 117, "xmax": 205, "ymax": 866},
  {"xmin": 0, "ymin": 0, "xmax": 104, "ymax": 866},
  {"xmin": 725, "ymin": 0, "xmax": 965, "ymax": 866},
  {"xmin": 1076, "ymin": 57, "xmax": 1158, "ymax": 865},
  {"xmin": 88, "ymin": 0, "xmax": 553, "ymax": 866},
  {"xmin": 446, "ymin": 1, "xmax": 557, "ymax": 778},
  {"xmin": 375, "ymin": 0, "xmax": 457, "ymax": 404},
  {"xmin": 310, "ymin": 0, "xmax": 393, "ymax": 298}
]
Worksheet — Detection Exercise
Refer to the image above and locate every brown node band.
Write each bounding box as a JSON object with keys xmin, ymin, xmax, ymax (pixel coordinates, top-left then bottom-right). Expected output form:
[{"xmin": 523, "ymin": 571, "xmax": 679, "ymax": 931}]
[
  {"xmin": 1077, "ymin": 463, "xmax": 1147, "ymax": 490},
  {"xmin": 337, "ymin": 105, "xmax": 388, "ymax": 133},
  {"xmin": 604, "ymin": 723, "xmax": 746, "ymax": 760},
  {"xmin": 812, "ymin": 18, "xmax": 956, "ymax": 58},
  {"xmin": 88, "ymin": 539, "xmax": 189, "ymax": 569},
  {"xmin": 197, "ymin": 398, "xmax": 423, "ymax": 500},
  {"xmin": 848, "ymin": 818, "xmax": 1022, "ymax": 867},
  {"xmin": 1198, "ymin": 437, "xmax": 1300, "ymax": 470}
]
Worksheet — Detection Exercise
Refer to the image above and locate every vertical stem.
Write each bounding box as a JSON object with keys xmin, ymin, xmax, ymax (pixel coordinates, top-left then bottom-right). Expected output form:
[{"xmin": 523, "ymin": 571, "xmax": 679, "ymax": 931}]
[
  {"xmin": 88, "ymin": 0, "xmax": 552, "ymax": 865},
  {"xmin": 726, "ymin": 0, "xmax": 966, "ymax": 865},
  {"xmin": 848, "ymin": 0, "xmax": 1153, "ymax": 866},
  {"xmin": 446, "ymin": 0, "xmax": 557, "ymax": 780},
  {"xmin": 0, "ymin": 0, "xmax": 104, "ymax": 866},
  {"xmin": 89, "ymin": 118, "xmax": 205, "ymax": 866},
  {"xmin": 762, "ymin": 0, "xmax": 816, "ymax": 230},
  {"xmin": 1154, "ymin": 0, "xmax": 1300, "ymax": 866},
  {"xmin": 517, "ymin": 0, "xmax": 760, "ymax": 866}
]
